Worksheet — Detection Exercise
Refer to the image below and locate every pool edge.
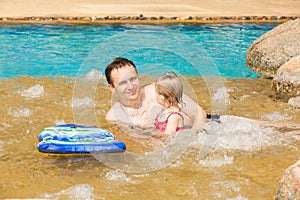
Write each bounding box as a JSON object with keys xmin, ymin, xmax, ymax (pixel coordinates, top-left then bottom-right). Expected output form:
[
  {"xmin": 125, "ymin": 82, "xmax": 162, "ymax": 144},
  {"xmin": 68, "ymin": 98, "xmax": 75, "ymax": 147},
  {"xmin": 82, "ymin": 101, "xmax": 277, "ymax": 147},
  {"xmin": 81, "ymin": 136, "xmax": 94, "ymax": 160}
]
[{"xmin": 0, "ymin": 15, "xmax": 299, "ymax": 25}]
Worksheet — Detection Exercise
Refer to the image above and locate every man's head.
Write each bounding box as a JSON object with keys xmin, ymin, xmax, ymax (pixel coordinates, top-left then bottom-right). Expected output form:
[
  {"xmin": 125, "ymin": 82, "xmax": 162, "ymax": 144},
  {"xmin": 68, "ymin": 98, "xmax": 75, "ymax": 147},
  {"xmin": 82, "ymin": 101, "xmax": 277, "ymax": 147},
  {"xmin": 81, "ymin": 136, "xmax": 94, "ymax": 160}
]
[
  {"xmin": 105, "ymin": 57, "xmax": 137, "ymax": 87},
  {"xmin": 105, "ymin": 57, "xmax": 140, "ymax": 105}
]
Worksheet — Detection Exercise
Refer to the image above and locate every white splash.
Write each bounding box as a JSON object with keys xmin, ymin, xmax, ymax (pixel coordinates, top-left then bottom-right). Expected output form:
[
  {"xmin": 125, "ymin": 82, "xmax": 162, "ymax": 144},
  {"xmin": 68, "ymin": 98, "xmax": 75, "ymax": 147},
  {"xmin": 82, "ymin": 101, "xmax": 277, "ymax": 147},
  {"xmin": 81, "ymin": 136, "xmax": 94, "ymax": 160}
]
[
  {"xmin": 19, "ymin": 84, "xmax": 46, "ymax": 99},
  {"xmin": 72, "ymin": 97, "xmax": 95, "ymax": 107},
  {"xmin": 199, "ymin": 153, "xmax": 234, "ymax": 167},
  {"xmin": 213, "ymin": 87, "xmax": 233, "ymax": 103},
  {"xmin": 240, "ymin": 94, "xmax": 250, "ymax": 101},
  {"xmin": 105, "ymin": 169, "xmax": 136, "ymax": 183},
  {"xmin": 169, "ymin": 159, "xmax": 184, "ymax": 168},
  {"xmin": 198, "ymin": 115, "xmax": 279, "ymax": 152},
  {"xmin": 54, "ymin": 119, "xmax": 66, "ymax": 125},
  {"xmin": 261, "ymin": 112, "xmax": 291, "ymax": 122},
  {"xmin": 227, "ymin": 195, "xmax": 248, "ymax": 200},
  {"xmin": 85, "ymin": 69, "xmax": 103, "ymax": 80},
  {"xmin": 0, "ymin": 122, "xmax": 11, "ymax": 131},
  {"xmin": 288, "ymin": 96, "xmax": 300, "ymax": 108},
  {"xmin": 210, "ymin": 180, "xmax": 246, "ymax": 199},
  {"xmin": 94, "ymin": 129, "xmax": 196, "ymax": 173},
  {"xmin": 40, "ymin": 184, "xmax": 94, "ymax": 200},
  {"xmin": 7, "ymin": 107, "xmax": 32, "ymax": 117}
]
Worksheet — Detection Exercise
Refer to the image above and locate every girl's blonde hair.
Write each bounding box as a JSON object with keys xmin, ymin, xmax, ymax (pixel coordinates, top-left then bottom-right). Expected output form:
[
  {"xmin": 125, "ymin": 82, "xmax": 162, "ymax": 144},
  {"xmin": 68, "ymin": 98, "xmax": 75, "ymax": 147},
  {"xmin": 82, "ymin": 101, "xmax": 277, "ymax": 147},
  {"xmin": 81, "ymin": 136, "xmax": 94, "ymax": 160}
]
[{"xmin": 155, "ymin": 71, "xmax": 183, "ymax": 109}]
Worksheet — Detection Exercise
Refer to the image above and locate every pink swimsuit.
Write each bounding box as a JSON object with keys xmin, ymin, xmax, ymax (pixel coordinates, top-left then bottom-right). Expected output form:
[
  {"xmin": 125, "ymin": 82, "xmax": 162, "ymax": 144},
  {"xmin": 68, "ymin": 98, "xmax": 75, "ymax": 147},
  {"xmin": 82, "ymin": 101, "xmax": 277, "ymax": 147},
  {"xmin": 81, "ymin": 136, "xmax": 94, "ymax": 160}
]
[{"xmin": 154, "ymin": 112, "xmax": 184, "ymax": 132}]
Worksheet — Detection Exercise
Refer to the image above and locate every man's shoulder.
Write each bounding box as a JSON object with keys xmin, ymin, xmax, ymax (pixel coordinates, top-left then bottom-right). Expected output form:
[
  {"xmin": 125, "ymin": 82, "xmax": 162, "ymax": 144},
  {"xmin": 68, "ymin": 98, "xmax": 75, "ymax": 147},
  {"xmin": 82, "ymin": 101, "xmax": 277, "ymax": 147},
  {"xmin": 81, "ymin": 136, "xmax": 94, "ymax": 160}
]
[
  {"xmin": 105, "ymin": 102, "xmax": 122, "ymax": 121},
  {"xmin": 143, "ymin": 83, "xmax": 155, "ymax": 95},
  {"xmin": 144, "ymin": 82, "xmax": 155, "ymax": 89}
]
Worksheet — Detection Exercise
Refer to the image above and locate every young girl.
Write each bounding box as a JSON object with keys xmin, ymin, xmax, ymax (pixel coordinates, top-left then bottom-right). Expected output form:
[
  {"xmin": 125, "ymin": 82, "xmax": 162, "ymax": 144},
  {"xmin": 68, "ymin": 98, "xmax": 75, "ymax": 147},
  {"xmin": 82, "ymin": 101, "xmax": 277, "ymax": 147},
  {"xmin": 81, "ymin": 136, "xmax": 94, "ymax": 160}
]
[{"xmin": 154, "ymin": 71, "xmax": 184, "ymax": 136}]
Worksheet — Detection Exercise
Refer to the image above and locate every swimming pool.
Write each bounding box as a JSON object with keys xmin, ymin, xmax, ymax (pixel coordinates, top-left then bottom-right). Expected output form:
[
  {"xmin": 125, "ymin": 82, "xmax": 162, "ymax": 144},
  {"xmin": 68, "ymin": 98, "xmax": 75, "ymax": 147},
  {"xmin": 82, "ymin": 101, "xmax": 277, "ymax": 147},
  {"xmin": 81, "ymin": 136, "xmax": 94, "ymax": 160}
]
[
  {"xmin": 0, "ymin": 24, "xmax": 275, "ymax": 79},
  {"xmin": 2, "ymin": 23, "xmax": 300, "ymax": 200}
]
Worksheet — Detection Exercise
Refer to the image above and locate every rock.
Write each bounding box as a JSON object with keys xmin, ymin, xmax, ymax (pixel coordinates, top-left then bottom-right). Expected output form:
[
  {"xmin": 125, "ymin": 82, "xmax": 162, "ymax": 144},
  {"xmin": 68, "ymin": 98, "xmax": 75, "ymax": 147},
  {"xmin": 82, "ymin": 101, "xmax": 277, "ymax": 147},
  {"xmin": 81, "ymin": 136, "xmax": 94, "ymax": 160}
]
[
  {"xmin": 246, "ymin": 19, "xmax": 300, "ymax": 78},
  {"xmin": 276, "ymin": 159, "xmax": 300, "ymax": 200},
  {"xmin": 272, "ymin": 55, "xmax": 300, "ymax": 96}
]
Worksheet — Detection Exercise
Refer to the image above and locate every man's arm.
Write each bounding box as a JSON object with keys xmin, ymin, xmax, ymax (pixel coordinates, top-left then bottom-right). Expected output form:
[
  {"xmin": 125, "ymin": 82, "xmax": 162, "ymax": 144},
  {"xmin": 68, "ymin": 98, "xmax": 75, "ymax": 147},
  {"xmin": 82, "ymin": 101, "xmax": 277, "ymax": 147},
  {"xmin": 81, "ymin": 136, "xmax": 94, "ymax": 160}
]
[
  {"xmin": 105, "ymin": 108, "xmax": 116, "ymax": 121},
  {"xmin": 182, "ymin": 93, "xmax": 206, "ymax": 129}
]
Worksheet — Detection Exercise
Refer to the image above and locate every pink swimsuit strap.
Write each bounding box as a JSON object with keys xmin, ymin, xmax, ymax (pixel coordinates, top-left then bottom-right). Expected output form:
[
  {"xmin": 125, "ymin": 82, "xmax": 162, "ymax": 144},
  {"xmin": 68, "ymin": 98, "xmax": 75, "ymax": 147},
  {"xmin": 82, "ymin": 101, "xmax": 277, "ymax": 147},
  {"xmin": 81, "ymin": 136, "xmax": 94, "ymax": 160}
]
[
  {"xmin": 165, "ymin": 112, "xmax": 184, "ymax": 123},
  {"xmin": 154, "ymin": 112, "xmax": 184, "ymax": 132}
]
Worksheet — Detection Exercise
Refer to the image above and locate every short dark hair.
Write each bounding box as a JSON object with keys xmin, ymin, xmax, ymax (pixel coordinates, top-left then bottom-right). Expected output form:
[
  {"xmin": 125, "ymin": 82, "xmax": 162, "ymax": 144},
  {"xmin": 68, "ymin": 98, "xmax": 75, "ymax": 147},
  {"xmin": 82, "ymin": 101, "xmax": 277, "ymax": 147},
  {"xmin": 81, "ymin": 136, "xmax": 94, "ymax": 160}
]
[{"xmin": 105, "ymin": 57, "xmax": 137, "ymax": 86}]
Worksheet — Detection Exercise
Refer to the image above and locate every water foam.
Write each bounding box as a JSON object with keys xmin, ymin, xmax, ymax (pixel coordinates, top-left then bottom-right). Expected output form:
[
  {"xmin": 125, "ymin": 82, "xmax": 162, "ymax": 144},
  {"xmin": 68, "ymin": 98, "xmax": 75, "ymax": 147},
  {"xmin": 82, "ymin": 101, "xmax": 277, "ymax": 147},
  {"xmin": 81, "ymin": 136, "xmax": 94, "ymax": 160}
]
[
  {"xmin": 95, "ymin": 115, "xmax": 296, "ymax": 172},
  {"xmin": 198, "ymin": 153, "xmax": 234, "ymax": 167},
  {"xmin": 19, "ymin": 84, "xmax": 46, "ymax": 99},
  {"xmin": 209, "ymin": 180, "xmax": 248, "ymax": 199},
  {"xmin": 93, "ymin": 129, "xmax": 196, "ymax": 173},
  {"xmin": 288, "ymin": 96, "xmax": 300, "ymax": 108},
  {"xmin": 213, "ymin": 87, "xmax": 233, "ymax": 103},
  {"xmin": 54, "ymin": 119, "xmax": 66, "ymax": 125},
  {"xmin": 7, "ymin": 107, "xmax": 32, "ymax": 117},
  {"xmin": 72, "ymin": 97, "xmax": 95, "ymax": 107},
  {"xmin": 40, "ymin": 184, "xmax": 94, "ymax": 200},
  {"xmin": 227, "ymin": 195, "xmax": 248, "ymax": 200},
  {"xmin": 261, "ymin": 112, "xmax": 292, "ymax": 122},
  {"xmin": 196, "ymin": 115, "xmax": 282, "ymax": 155},
  {"xmin": 85, "ymin": 69, "xmax": 103, "ymax": 80},
  {"xmin": 105, "ymin": 169, "xmax": 136, "ymax": 183},
  {"xmin": 0, "ymin": 122, "xmax": 11, "ymax": 131}
]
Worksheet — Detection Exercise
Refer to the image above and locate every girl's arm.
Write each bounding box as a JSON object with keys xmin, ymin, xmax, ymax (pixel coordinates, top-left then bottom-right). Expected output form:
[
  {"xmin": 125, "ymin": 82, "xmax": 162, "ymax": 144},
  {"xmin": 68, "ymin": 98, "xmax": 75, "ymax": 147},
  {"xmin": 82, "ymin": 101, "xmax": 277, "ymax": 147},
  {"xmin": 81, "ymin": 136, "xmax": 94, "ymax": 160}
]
[{"xmin": 163, "ymin": 114, "xmax": 182, "ymax": 136}]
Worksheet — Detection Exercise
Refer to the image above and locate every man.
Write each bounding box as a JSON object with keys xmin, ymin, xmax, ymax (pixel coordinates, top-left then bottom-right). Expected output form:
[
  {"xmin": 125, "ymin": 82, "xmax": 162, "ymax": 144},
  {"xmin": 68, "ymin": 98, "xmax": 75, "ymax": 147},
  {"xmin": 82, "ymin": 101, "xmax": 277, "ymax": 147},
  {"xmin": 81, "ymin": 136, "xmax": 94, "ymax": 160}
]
[{"xmin": 105, "ymin": 57, "xmax": 206, "ymax": 129}]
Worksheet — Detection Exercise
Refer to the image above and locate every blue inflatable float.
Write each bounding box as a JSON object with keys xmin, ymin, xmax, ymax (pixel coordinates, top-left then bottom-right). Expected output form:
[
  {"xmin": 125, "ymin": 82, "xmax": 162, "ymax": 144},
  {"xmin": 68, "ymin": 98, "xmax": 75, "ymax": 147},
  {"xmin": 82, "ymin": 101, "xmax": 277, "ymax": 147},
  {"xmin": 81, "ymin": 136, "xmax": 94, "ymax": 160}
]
[{"xmin": 37, "ymin": 124, "xmax": 126, "ymax": 154}]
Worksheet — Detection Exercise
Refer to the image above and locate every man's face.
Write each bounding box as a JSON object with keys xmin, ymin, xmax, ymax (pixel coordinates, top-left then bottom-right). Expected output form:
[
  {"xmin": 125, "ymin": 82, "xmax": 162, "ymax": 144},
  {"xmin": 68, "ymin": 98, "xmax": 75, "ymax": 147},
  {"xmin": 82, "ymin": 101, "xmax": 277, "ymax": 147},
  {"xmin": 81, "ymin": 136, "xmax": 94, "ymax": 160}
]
[{"xmin": 108, "ymin": 65, "xmax": 140, "ymax": 102}]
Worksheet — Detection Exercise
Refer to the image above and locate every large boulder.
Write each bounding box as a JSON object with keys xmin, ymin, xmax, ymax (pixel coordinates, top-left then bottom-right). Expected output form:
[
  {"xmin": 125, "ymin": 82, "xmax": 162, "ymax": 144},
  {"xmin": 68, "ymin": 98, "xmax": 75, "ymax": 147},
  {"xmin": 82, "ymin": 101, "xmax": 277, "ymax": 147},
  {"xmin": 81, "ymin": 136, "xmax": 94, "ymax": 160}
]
[
  {"xmin": 272, "ymin": 55, "xmax": 300, "ymax": 96},
  {"xmin": 246, "ymin": 19, "xmax": 300, "ymax": 78},
  {"xmin": 276, "ymin": 159, "xmax": 300, "ymax": 199}
]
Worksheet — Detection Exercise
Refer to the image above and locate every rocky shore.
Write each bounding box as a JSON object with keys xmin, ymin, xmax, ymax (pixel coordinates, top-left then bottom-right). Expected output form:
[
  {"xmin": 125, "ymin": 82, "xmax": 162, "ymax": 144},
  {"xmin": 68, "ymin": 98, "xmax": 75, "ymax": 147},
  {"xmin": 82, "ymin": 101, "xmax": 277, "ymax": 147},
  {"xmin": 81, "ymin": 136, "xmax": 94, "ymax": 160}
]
[
  {"xmin": 0, "ymin": 15, "xmax": 299, "ymax": 24},
  {"xmin": 246, "ymin": 18, "xmax": 300, "ymax": 97},
  {"xmin": 245, "ymin": 18, "xmax": 300, "ymax": 198},
  {"xmin": 276, "ymin": 160, "xmax": 300, "ymax": 199}
]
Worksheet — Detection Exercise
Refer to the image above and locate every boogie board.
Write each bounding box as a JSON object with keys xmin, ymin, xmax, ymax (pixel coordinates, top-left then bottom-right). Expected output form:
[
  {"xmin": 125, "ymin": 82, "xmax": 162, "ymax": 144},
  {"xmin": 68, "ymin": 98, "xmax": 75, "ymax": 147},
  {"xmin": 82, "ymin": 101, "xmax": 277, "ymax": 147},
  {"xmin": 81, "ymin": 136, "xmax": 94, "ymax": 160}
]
[{"xmin": 37, "ymin": 124, "xmax": 126, "ymax": 154}]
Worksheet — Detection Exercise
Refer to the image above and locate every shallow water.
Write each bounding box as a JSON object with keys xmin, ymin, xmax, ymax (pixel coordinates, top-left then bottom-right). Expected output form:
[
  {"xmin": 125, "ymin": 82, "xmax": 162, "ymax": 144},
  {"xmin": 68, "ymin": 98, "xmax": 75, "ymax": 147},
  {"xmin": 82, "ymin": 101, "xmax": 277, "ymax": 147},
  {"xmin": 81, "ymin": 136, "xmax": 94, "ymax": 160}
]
[
  {"xmin": 1, "ymin": 76, "xmax": 300, "ymax": 199},
  {"xmin": 1, "ymin": 23, "xmax": 300, "ymax": 199}
]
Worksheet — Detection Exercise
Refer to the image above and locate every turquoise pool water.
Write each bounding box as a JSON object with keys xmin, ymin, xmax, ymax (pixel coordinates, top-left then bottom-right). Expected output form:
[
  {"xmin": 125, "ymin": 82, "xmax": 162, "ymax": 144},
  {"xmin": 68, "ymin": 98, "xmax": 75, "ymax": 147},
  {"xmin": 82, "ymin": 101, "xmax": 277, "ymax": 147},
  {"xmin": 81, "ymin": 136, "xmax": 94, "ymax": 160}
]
[{"xmin": 0, "ymin": 24, "xmax": 276, "ymax": 79}]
